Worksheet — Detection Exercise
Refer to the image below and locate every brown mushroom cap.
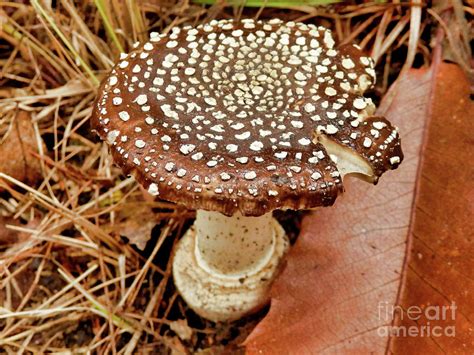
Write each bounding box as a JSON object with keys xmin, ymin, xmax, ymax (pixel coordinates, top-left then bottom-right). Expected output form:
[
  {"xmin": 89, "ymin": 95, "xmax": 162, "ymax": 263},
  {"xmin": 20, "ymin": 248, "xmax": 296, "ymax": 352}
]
[{"xmin": 91, "ymin": 19, "xmax": 403, "ymax": 216}]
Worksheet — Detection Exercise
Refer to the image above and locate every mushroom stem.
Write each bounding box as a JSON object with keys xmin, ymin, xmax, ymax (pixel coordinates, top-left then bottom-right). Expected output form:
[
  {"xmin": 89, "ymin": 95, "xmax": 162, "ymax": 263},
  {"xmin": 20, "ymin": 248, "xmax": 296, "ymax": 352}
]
[
  {"xmin": 173, "ymin": 212, "xmax": 289, "ymax": 321},
  {"xmin": 194, "ymin": 211, "xmax": 275, "ymax": 278}
]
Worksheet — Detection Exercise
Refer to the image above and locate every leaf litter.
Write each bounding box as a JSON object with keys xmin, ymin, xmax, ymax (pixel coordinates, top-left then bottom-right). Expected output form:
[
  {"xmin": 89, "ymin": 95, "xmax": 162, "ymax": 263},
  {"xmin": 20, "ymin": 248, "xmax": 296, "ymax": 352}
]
[{"xmin": 0, "ymin": 0, "xmax": 469, "ymax": 353}]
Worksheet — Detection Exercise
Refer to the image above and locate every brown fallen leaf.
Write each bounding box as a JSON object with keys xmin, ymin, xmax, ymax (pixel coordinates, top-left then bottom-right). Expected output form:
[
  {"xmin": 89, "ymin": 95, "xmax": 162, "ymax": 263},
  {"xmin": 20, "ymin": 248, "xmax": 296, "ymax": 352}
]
[
  {"xmin": 389, "ymin": 64, "xmax": 474, "ymax": 353},
  {"xmin": 244, "ymin": 63, "xmax": 473, "ymax": 353},
  {"xmin": 0, "ymin": 217, "xmax": 20, "ymax": 246},
  {"xmin": 0, "ymin": 111, "xmax": 43, "ymax": 188},
  {"xmin": 116, "ymin": 202, "xmax": 157, "ymax": 250},
  {"xmin": 0, "ymin": 217, "xmax": 41, "ymax": 258}
]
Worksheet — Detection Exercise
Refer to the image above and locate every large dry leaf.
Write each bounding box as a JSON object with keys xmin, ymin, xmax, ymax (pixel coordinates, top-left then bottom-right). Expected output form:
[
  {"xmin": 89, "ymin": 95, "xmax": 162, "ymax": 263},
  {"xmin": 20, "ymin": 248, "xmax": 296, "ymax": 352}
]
[
  {"xmin": 245, "ymin": 63, "xmax": 473, "ymax": 353},
  {"xmin": 0, "ymin": 111, "xmax": 43, "ymax": 187},
  {"xmin": 389, "ymin": 65, "xmax": 474, "ymax": 353}
]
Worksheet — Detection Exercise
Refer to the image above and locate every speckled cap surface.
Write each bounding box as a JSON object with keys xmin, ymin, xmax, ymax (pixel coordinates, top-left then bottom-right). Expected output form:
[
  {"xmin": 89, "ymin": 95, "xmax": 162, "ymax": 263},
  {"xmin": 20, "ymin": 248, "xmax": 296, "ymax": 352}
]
[{"xmin": 91, "ymin": 18, "xmax": 403, "ymax": 216}]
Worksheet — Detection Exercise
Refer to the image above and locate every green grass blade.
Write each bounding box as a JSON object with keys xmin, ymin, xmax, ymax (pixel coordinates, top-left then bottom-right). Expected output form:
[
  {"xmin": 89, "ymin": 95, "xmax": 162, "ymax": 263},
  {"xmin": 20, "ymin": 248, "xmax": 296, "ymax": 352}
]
[
  {"xmin": 94, "ymin": 0, "xmax": 125, "ymax": 53},
  {"xmin": 193, "ymin": 0, "xmax": 340, "ymax": 7}
]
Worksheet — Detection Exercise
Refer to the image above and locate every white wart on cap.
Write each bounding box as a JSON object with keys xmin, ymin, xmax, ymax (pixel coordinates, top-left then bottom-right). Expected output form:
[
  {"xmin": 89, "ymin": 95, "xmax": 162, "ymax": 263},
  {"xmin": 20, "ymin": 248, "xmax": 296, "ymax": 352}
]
[{"xmin": 92, "ymin": 18, "xmax": 403, "ymax": 216}]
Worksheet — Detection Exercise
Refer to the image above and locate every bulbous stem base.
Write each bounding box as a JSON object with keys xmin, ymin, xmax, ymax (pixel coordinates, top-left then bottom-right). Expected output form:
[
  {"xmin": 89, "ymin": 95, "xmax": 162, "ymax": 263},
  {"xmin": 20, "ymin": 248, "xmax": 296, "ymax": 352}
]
[{"xmin": 173, "ymin": 215, "xmax": 289, "ymax": 322}]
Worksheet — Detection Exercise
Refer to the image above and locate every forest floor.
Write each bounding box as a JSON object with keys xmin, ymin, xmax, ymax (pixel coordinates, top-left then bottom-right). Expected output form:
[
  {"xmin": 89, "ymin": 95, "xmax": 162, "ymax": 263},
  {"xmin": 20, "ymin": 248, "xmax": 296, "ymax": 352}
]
[{"xmin": 0, "ymin": 1, "xmax": 472, "ymax": 353}]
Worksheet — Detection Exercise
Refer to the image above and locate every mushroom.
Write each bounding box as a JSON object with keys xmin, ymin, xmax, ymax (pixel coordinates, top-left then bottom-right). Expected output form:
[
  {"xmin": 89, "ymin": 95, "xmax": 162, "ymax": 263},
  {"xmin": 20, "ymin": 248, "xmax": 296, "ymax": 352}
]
[{"xmin": 91, "ymin": 19, "xmax": 403, "ymax": 322}]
